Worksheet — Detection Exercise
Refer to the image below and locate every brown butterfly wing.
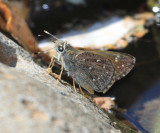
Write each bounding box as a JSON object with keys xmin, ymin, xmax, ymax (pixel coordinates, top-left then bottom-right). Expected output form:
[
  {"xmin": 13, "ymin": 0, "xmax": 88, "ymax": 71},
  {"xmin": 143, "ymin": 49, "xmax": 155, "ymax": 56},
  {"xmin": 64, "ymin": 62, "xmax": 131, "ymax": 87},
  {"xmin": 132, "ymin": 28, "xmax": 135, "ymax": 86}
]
[
  {"xmin": 75, "ymin": 52, "xmax": 116, "ymax": 93},
  {"xmin": 91, "ymin": 51, "xmax": 136, "ymax": 81}
]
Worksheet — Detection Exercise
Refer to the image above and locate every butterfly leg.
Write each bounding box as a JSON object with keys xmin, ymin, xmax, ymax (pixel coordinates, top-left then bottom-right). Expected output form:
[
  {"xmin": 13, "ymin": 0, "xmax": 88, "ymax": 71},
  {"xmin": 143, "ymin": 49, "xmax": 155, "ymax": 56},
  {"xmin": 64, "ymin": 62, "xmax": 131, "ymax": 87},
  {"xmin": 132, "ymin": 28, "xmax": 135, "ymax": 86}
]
[
  {"xmin": 71, "ymin": 69, "xmax": 78, "ymax": 92},
  {"xmin": 78, "ymin": 84, "xmax": 95, "ymax": 102},
  {"xmin": 47, "ymin": 56, "xmax": 63, "ymax": 81},
  {"xmin": 79, "ymin": 84, "xmax": 85, "ymax": 96},
  {"xmin": 72, "ymin": 78, "xmax": 77, "ymax": 93},
  {"xmin": 47, "ymin": 56, "xmax": 54, "ymax": 74}
]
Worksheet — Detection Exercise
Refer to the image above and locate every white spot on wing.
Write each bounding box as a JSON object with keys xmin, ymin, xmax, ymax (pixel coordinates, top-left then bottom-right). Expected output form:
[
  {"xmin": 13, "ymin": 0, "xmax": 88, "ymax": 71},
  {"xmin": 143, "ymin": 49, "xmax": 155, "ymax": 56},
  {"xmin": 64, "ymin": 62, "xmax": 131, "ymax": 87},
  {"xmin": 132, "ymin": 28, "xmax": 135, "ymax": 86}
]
[{"xmin": 115, "ymin": 56, "xmax": 119, "ymax": 62}]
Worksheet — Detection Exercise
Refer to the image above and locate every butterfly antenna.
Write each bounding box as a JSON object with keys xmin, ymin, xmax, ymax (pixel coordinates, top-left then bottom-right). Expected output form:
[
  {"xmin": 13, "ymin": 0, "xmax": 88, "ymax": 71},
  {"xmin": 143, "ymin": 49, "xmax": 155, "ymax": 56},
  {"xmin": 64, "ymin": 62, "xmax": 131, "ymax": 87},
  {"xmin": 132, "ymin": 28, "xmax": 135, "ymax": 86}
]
[
  {"xmin": 38, "ymin": 34, "xmax": 45, "ymax": 37},
  {"xmin": 44, "ymin": 30, "xmax": 59, "ymax": 40},
  {"xmin": 34, "ymin": 46, "xmax": 56, "ymax": 54},
  {"xmin": 34, "ymin": 33, "xmax": 57, "ymax": 56}
]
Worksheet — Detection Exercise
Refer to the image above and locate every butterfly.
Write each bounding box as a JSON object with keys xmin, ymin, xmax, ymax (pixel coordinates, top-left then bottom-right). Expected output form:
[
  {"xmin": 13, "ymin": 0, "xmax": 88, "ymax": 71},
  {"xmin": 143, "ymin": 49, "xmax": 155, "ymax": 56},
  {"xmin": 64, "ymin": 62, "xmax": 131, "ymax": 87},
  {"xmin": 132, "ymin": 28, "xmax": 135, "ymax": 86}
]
[{"xmin": 45, "ymin": 31, "xmax": 135, "ymax": 94}]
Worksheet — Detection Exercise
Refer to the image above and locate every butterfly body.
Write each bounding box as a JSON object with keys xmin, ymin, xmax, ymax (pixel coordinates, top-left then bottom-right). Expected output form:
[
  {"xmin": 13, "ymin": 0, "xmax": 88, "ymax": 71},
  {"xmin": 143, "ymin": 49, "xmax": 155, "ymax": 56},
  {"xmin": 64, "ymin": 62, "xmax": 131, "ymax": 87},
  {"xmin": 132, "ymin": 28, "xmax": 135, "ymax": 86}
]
[{"xmin": 55, "ymin": 40, "xmax": 135, "ymax": 94}]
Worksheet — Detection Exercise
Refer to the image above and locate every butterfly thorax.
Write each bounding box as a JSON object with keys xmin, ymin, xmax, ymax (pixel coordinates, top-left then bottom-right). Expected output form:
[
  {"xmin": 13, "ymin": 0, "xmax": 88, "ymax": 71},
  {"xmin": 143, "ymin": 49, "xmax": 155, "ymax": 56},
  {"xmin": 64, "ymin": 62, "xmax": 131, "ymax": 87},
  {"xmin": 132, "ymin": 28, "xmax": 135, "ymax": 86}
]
[{"xmin": 57, "ymin": 43, "xmax": 78, "ymax": 77}]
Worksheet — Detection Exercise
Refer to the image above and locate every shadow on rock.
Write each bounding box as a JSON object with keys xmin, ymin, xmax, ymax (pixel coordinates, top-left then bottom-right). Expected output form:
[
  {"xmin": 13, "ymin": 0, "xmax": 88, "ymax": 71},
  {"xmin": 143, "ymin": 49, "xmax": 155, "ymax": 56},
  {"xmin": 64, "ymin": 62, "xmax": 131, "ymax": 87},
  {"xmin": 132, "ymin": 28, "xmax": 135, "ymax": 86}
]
[{"xmin": 0, "ymin": 42, "xmax": 17, "ymax": 67}]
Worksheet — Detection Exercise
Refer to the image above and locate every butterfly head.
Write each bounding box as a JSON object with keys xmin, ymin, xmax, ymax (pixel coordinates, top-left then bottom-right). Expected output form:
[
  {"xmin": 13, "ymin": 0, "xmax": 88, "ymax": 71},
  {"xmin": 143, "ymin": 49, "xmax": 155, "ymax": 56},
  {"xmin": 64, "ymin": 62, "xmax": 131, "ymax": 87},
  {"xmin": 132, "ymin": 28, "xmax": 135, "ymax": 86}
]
[
  {"xmin": 43, "ymin": 30, "xmax": 76, "ymax": 62},
  {"xmin": 55, "ymin": 40, "xmax": 73, "ymax": 54},
  {"xmin": 54, "ymin": 40, "xmax": 66, "ymax": 53},
  {"xmin": 55, "ymin": 40, "xmax": 76, "ymax": 62}
]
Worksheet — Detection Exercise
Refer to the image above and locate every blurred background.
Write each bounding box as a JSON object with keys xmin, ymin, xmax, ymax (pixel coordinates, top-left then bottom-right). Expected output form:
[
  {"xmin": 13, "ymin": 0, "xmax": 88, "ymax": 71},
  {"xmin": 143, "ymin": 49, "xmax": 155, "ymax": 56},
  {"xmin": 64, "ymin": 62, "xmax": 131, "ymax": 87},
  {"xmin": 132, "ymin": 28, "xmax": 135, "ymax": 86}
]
[{"xmin": 0, "ymin": 0, "xmax": 160, "ymax": 133}]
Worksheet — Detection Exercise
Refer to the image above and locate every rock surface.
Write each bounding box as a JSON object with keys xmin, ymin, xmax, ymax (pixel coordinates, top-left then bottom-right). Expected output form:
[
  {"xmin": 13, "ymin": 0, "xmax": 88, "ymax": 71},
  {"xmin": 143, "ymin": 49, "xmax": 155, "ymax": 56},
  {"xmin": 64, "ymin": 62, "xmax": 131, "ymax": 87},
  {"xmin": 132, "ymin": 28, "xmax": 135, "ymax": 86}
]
[{"xmin": 0, "ymin": 32, "xmax": 137, "ymax": 133}]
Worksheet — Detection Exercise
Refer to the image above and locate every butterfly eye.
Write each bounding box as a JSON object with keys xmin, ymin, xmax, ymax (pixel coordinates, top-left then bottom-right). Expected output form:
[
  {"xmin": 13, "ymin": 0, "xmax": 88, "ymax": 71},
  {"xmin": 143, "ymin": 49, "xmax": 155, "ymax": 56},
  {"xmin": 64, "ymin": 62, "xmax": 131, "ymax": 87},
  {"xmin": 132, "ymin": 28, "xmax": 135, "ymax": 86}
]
[{"xmin": 58, "ymin": 45, "xmax": 64, "ymax": 52}]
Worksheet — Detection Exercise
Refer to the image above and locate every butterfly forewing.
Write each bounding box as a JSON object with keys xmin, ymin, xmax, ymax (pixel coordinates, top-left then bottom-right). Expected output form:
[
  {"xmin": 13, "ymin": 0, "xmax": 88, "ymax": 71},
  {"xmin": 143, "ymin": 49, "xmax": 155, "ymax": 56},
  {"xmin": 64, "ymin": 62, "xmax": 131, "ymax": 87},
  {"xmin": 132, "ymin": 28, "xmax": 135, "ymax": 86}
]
[{"xmin": 75, "ymin": 52, "xmax": 116, "ymax": 93}]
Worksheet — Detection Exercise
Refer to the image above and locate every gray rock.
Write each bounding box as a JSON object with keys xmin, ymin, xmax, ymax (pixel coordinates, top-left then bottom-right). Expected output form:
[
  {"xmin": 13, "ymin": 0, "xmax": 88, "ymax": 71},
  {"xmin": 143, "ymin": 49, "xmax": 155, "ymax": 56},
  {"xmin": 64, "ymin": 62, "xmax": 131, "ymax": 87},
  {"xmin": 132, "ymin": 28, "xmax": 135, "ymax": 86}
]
[{"xmin": 0, "ymin": 32, "xmax": 137, "ymax": 133}]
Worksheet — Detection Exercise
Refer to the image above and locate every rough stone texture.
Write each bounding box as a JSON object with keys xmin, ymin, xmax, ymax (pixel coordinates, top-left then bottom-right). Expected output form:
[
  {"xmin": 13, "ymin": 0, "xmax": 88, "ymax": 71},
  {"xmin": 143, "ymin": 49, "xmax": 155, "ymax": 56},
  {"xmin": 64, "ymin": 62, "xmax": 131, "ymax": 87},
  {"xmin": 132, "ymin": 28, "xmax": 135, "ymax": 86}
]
[{"xmin": 0, "ymin": 32, "xmax": 135, "ymax": 133}]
